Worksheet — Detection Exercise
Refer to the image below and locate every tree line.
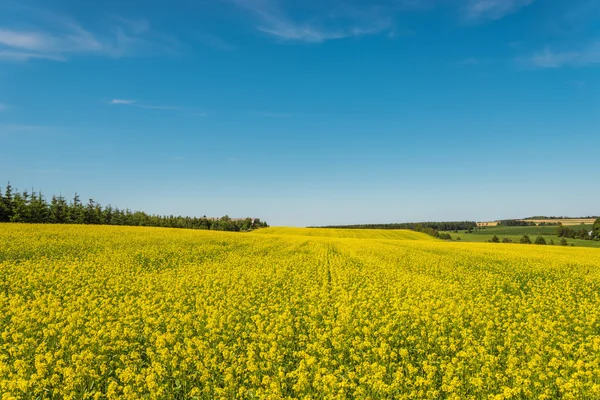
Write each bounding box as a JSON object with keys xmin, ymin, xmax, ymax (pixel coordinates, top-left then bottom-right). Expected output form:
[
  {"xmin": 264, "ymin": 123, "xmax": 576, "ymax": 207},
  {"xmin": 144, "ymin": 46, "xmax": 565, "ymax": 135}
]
[
  {"xmin": 497, "ymin": 220, "xmax": 537, "ymax": 227},
  {"xmin": 313, "ymin": 221, "xmax": 477, "ymax": 231},
  {"xmin": 556, "ymin": 225, "xmax": 596, "ymax": 241},
  {"xmin": 490, "ymin": 234, "xmax": 574, "ymax": 246},
  {"xmin": 312, "ymin": 221, "xmax": 477, "ymax": 240},
  {"xmin": 0, "ymin": 183, "xmax": 268, "ymax": 232},
  {"xmin": 524, "ymin": 215, "xmax": 599, "ymax": 220}
]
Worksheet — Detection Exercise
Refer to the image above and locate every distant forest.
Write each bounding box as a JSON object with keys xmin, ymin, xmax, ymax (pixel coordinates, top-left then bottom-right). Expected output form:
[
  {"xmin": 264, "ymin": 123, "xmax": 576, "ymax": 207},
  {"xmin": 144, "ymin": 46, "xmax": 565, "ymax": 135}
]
[
  {"xmin": 497, "ymin": 220, "xmax": 537, "ymax": 227},
  {"xmin": 0, "ymin": 183, "xmax": 268, "ymax": 232},
  {"xmin": 312, "ymin": 221, "xmax": 477, "ymax": 239},
  {"xmin": 523, "ymin": 216, "xmax": 599, "ymax": 220},
  {"xmin": 313, "ymin": 221, "xmax": 477, "ymax": 231}
]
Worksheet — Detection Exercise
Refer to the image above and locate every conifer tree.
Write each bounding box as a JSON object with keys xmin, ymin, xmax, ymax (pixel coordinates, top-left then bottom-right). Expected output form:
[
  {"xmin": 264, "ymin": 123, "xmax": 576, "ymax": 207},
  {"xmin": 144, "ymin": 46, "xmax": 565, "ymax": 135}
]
[
  {"xmin": 50, "ymin": 195, "xmax": 68, "ymax": 223},
  {"xmin": 1, "ymin": 183, "xmax": 14, "ymax": 221},
  {"xmin": 0, "ymin": 181, "xmax": 268, "ymax": 231},
  {"xmin": 11, "ymin": 191, "xmax": 31, "ymax": 222}
]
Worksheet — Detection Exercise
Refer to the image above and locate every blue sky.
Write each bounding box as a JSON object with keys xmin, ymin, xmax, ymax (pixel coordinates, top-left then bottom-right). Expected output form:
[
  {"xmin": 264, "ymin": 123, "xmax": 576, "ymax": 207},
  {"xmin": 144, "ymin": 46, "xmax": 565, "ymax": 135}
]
[{"xmin": 1, "ymin": 0, "xmax": 599, "ymax": 226}]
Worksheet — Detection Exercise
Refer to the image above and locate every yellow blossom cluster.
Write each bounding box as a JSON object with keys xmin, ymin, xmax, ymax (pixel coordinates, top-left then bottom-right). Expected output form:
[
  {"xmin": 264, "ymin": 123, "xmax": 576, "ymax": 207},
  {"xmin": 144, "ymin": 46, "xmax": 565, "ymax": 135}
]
[{"xmin": 0, "ymin": 224, "xmax": 599, "ymax": 399}]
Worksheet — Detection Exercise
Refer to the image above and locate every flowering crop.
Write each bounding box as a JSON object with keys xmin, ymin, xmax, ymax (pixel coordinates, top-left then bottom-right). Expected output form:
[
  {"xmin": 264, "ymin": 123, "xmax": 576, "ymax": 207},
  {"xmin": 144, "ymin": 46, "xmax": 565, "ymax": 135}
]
[
  {"xmin": 252, "ymin": 227, "xmax": 437, "ymax": 241},
  {"xmin": 1, "ymin": 224, "xmax": 599, "ymax": 399}
]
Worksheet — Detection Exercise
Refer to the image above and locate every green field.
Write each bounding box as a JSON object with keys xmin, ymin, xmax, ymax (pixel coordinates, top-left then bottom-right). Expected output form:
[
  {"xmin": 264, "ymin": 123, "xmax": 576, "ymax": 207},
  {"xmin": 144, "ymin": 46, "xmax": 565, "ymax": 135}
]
[{"xmin": 444, "ymin": 224, "xmax": 600, "ymax": 248}]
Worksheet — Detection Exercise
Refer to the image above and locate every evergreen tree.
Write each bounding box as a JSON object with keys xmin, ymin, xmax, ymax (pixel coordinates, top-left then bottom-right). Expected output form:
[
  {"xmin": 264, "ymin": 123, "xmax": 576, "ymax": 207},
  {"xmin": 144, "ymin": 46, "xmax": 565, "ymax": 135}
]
[
  {"xmin": 29, "ymin": 191, "xmax": 49, "ymax": 223},
  {"xmin": 534, "ymin": 236, "xmax": 547, "ymax": 245},
  {"xmin": 85, "ymin": 199, "xmax": 102, "ymax": 224},
  {"xmin": 103, "ymin": 205, "xmax": 114, "ymax": 225},
  {"xmin": 0, "ymin": 181, "xmax": 268, "ymax": 231},
  {"xmin": 69, "ymin": 193, "xmax": 85, "ymax": 224},
  {"xmin": 1, "ymin": 183, "xmax": 14, "ymax": 222},
  {"xmin": 10, "ymin": 191, "xmax": 31, "ymax": 222},
  {"xmin": 491, "ymin": 235, "xmax": 500, "ymax": 243},
  {"xmin": 0, "ymin": 187, "xmax": 6, "ymax": 222},
  {"xmin": 49, "ymin": 195, "xmax": 68, "ymax": 223}
]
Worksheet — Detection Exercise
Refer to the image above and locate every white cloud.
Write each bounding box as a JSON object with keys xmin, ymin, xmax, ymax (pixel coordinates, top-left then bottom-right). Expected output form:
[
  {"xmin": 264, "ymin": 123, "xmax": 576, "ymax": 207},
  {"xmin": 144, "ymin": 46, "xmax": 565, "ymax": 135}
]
[
  {"xmin": 0, "ymin": 50, "xmax": 66, "ymax": 61},
  {"xmin": 0, "ymin": 10, "xmax": 179, "ymax": 62},
  {"xmin": 527, "ymin": 43, "xmax": 600, "ymax": 68},
  {"xmin": 230, "ymin": 0, "xmax": 534, "ymax": 42},
  {"xmin": 255, "ymin": 13, "xmax": 349, "ymax": 42},
  {"xmin": 110, "ymin": 99, "xmax": 137, "ymax": 104},
  {"xmin": 233, "ymin": 0, "xmax": 392, "ymax": 42},
  {"xmin": 0, "ymin": 21, "xmax": 101, "ymax": 60},
  {"xmin": 0, "ymin": 29, "xmax": 50, "ymax": 50},
  {"xmin": 109, "ymin": 99, "xmax": 182, "ymax": 111},
  {"xmin": 464, "ymin": 0, "xmax": 535, "ymax": 21}
]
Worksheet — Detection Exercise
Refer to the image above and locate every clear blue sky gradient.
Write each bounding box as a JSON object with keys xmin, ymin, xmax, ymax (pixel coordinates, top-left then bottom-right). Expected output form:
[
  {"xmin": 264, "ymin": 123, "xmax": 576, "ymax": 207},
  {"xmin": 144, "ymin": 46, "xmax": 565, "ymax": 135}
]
[{"xmin": 1, "ymin": 0, "xmax": 599, "ymax": 226}]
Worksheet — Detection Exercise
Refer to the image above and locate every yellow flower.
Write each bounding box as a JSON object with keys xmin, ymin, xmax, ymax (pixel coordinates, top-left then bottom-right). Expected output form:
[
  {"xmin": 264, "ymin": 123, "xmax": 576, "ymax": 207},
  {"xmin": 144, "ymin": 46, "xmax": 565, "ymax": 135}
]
[{"xmin": 1, "ymin": 224, "xmax": 599, "ymax": 399}]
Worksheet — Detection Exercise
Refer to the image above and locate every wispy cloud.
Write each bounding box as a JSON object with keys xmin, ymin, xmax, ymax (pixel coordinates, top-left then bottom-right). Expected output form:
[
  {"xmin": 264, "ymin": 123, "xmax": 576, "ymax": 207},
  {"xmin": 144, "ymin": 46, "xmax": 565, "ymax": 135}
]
[
  {"xmin": 110, "ymin": 99, "xmax": 137, "ymax": 105},
  {"xmin": 463, "ymin": 0, "xmax": 535, "ymax": 21},
  {"xmin": 109, "ymin": 99, "xmax": 185, "ymax": 112},
  {"xmin": 230, "ymin": 0, "xmax": 535, "ymax": 42},
  {"xmin": 526, "ymin": 42, "xmax": 600, "ymax": 68},
  {"xmin": 0, "ymin": 50, "xmax": 66, "ymax": 61},
  {"xmin": 233, "ymin": 0, "xmax": 392, "ymax": 43},
  {"xmin": 0, "ymin": 9, "xmax": 179, "ymax": 62}
]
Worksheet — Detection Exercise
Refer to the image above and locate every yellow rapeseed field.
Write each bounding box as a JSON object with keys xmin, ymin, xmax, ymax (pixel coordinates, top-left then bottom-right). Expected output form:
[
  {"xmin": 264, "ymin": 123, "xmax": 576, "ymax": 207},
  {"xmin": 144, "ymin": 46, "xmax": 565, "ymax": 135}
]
[
  {"xmin": 1, "ymin": 224, "xmax": 599, "ymax": 399},
  {"xmin": 252, "ymin": 227, "xmax": 436, "ymax": 241}
]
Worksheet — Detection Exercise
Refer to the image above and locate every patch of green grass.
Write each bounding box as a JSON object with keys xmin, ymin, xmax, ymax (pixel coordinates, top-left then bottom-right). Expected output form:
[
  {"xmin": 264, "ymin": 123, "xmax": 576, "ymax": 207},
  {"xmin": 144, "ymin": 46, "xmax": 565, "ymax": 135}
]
[{"xmin": 476, "ymin": 225, "xmax": 592, "ymax": 236}]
